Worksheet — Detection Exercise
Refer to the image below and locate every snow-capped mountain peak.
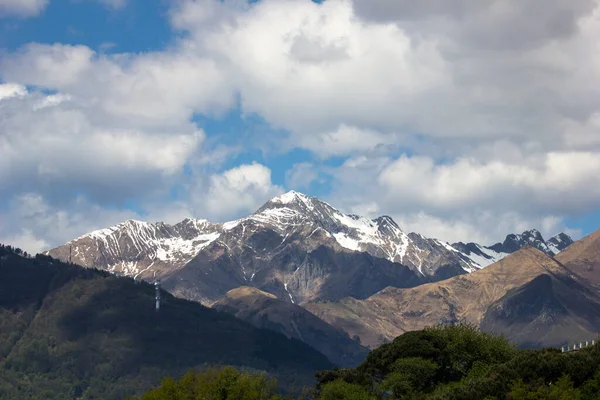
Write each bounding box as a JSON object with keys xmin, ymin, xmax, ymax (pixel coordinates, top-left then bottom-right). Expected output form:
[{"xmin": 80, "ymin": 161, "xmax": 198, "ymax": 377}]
[
  {"xmin": 547, "ymin": 232, "xmax": 575, "ymax": 255},
  {"xmin": 47, "ymin": 191, "xmax": 575, "ymax": 300},
  {"xmin": 246, "ymin": 192, "xmax": 472, "ymax": 276},
  {"xmin": 270, "ymin": 190, "xmax": 313, "ymax": 205},
  {"xmin": 452, "ymin": 229, "xmax": 574, "ymax": 269}
]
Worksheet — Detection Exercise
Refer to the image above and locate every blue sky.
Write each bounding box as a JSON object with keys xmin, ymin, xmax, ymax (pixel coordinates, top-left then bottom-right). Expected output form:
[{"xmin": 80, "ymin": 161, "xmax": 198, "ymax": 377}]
[
  {"xmin": 1, "ymin": 0, "xmax": 172, "ymax": 53},
  {"xmin": 1, "ymin": 0, "xmax": 600, "ymax": 252}
]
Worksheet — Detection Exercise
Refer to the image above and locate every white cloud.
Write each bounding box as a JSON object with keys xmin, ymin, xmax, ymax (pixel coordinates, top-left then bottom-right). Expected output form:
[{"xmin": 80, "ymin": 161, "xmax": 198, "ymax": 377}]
[
  {"xmin": 0, "ymin": 230, "xmax": 49, "ymax": 255},
  {"xmin": 0, "ymin": 83, "xmax": 27, "ymax": 100},
  {"xmin": 2, "ymin": 0, "xmax": 600, "ymax": 248},
  {"xmin": 285, "ymin": 163, "xmax": 319, "ymax": 190},
  {"xmin": 295, "ymin": 124, "xmax": 401, "ymax": 158},
  {"xmin": 323, "ymin": 149, "xmax": 600, "ymax": 243},
  {"xmin": 5, "ymin": 1, "xmax": 600, "ymax": 156},
  {"xmin": 2, "ymin": 44, "xmax": 95, "ymax": 88},
  {"xmin": 0, "ymin": 0, "xmax": 48, "ymax": 18},
  {"xmin": 0, "ymin": 86, "xmax": 203, "ymax": 200},
  {"xmin": 378, "ymin": 152, "xmax": 600, "ymax": 215},
  {"xmin": 191, "ymin": 163, "xmax": 283, "ymax": 221},
  {"xmin": 0, "ymin": 193, "xmax": 137, "ymax": 254},
  {"xmin": 165, "ymin": 0, "xmax": 600, "ymax": 151},
  {"xmin": 393, "ymin": 211, "xmax": 576, "ymax": 245},
  {"xmin": 1, "ymin": 43, "xmax": 236, "ymax": 128}
]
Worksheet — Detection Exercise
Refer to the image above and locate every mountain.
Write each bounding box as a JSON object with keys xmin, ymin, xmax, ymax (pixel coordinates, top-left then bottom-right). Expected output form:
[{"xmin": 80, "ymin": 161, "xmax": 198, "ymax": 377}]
[
  {"xmin": 212, "ymin": 286, "xmax": 369, "ymax": 367},
  {"xmin": 305, "ymin": 232, "xmax": 600, "ymax": 349},
  {"xmin": 547, "ymin": 232, "xmax": 575, "ymax": 254},
  {"xmin": 479, "ymin": 273, "xmax": 600, "ymax": 348},
  {"xmin": 556, "ymin": 229, "xmax": 600, "ymax": 286},
  {"xmin": 0, "ymin": 245, "xmax": 333, "ymax": 400},
  {"xmin": 47, "ymin": 193, "xmax": 574, "ymax": 305},
  {"xmin": 47, "ymin": 191, "xmax": 484, "ymax": 306},
  {"xmin": 44, "ymin": 191, "xmax": 575, "ymax": 354},
  {"xmin": 451, "ymin": 229, "xmax": 574, "ymax": 268}
]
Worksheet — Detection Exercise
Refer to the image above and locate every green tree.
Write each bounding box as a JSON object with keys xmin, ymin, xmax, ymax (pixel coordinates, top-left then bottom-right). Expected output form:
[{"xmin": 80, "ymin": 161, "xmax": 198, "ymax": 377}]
[
  {"xmin": 509, "ymin": 375, "xmax": 580, "ymax": 400},
  {"xmin": 580, "ymin": 369, "xmax": 600, "ymax": 400},
  {"xmin": 319, "ymin": 379, "xmax": 374, "ymax": 400},
  {"xmin": 134, "ymin": 367, "xmax": 282, "ymax": 400},
  {"xmin": 378, "ymin": 357, "xmax": 438, "ymax": 397}
]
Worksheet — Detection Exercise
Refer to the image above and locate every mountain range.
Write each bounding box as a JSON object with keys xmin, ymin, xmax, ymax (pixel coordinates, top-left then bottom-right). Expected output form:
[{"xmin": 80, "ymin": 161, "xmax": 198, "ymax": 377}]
[
  {"xmin": 42, "ymin": 190, "xmax": 587, "ymax": 365},
  {"xmin": 46, "ymin": 191, "xmax": 572, "ymax": 307},
  {"xmin": 306, "ymin": 241, "xmax": 600, "ymax": 348}
]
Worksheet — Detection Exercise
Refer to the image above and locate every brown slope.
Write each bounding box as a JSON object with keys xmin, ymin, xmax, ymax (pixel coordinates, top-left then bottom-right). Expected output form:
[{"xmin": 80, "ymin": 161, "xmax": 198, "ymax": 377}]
[
  {"xmin": 556, "ymin": 229, "xmax": 600, "ymax": 285},
  {"xmin": 305, "ymin": 246, "xmax": 589, "ymax": 348},
  {"xmin": 212, "ymin": 287, "xmax": 369, "ymax": 367},
  {"xmin": 479, "ymin": 273, "xmax": 600, "ymax": 348}
]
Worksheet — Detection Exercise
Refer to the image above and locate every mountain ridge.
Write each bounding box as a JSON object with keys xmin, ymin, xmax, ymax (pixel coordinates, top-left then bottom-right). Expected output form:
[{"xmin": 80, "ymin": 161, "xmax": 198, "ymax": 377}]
[
  {"xmin": 47, "ymin": 191, "xmax": 573, "ymax": 289},
  {"xmin": 305, "ymin": 241, "xmax": 600, "ymax": 349}
]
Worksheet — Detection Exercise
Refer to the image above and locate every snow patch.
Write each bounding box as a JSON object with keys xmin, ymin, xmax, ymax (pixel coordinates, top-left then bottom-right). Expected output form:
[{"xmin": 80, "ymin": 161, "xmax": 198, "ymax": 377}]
[
  {"xmin": 284, "ymin": 283, "xmax": 295, "ymax": 304},
  {"xmin": 153, "ymin": 231, "xmax": 220, "ymax": 262},
  {"xmin": 547, "ymin": 243, "xmax": 561, "ymax": 255},
  {"xmin": 333, "ymin": 232, "xmax": 362, "ymax": 251},
  {"xmin": 455, "ymin": 243, "xmax": 509, "ymax": 269}
]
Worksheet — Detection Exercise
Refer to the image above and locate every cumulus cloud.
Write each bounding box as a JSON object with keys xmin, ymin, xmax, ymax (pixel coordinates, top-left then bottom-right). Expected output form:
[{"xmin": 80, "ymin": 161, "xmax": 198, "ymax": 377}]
[
  {"xmin": 378, "ymin": 152, "xmax": 600, "ymax": 215},
  {"xmin": 325, "ymin": 149, "xmax": 600, "ymax": 243},
  {"xmin": 285, "ymin": 163, "xmax": 319, "ymax": 190},
  {"xmin": 6, "ymin": 1, "xmax": 600, "ymax": 156},
  {"xmin": 393, "ymin": 212, "xmax": 577, "ymax": 245},
  {"xmin": 295, "ymin": 124, "xmax": 402, "ymax": 158},
  {"xmin": 1, "ymin": 43, "xmax": 236, "ymax": 128},
  {"xmin": 166, "ymin": 0, "xmax": 600, "ymax": 150},
  {"xmin": 0, "ymin": 83, "xmax": 28, "ymax": 100},
  {"xmin": 0, "ymin": 0, "xmax": 48, "ymax": 18},
  {"xmin": 190, "ymin": 163, "xmax": 283, "ymax": 221},
  {"xmin": 0, "ymin": 84, "xmax": 203, "ymax": 203},
  {"xmin": 0, "ymin": 193, "xmax": 137, "ymax": 253},
  {"xmin": 2, "ymin": 0, "xmax": 600, "ymax": 247},
  {"xmin": 351, "ymin": 0, "xmax": 596, "ymax": 48}
]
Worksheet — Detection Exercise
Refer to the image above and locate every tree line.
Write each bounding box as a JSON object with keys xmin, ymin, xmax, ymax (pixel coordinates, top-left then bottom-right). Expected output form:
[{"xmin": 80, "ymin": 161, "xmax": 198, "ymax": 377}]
[{"xmin": 134, "ymin": 324, "xmax": 600, "ymax": 399}]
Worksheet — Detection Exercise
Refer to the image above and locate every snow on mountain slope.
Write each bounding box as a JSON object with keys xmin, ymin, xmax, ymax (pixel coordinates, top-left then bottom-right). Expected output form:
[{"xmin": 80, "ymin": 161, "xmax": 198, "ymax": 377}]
[
  {"xmin": 451, "ymin": 229, "xmax": 574, "ymax": 270},
  {"xmin": 47, "ymin": 218, "xmax": 221, "ymax": 280},
  {"xmin": 547, "ymin": 233, "xmax": 575, "ymax": 255},
  {"xmin": 225, "ymin": 191, "xmax": 473, "ymax": 276},
  {"xmin": 46, "ymin": 191, "xmax": 574, "ymax": 300}
]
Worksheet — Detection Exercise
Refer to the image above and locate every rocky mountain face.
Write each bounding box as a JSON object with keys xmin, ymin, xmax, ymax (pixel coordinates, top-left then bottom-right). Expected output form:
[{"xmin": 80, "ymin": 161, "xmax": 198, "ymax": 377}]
[
  {"xmin": 212, "ymin": 286, "xmax": 369, "ymax": 367},
  {"xmin": 479, "ymin": 273, "xmax": 600, "ymax": 348},
  {"xmin": 306, "ymin": 232, "xmax": 600, "ymax": 349},
  {"xmin": 451, "ymin": 229, "xmax": 573, "ymax": 268},
  {"xmin": 45, "ymin": 191, "xmax": 466, "ymax": 304},
  {"xmin": 46, "ymin": 191, "xmax": 574, "ymax": 307},
  {"xmin": 46, "ymin": 218, "xmax": 221, "ymax": 279},
  {"xmin": 487, "ymin": 229, "xmax": 573, "ymax": 255},
  {"xmin": 45, "ymin": 190, "xmax": 579, "ymax": 358},
  {"xmin": 556, "ymin": 229, "xmax": 600, "ymax": 286}
]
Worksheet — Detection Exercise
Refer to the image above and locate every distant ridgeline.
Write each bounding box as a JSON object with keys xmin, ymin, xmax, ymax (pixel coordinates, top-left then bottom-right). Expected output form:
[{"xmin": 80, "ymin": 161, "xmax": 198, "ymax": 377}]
[{"xmin": 0, "ymin": 244, "xmax": 332, "ymax": 400}]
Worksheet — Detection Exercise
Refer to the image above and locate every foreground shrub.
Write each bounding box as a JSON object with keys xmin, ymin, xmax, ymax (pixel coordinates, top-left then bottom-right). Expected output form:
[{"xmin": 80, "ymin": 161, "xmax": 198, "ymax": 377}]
[{"xmin": 131, "ymin": 366, "xmax": 282, "ymax": 400}]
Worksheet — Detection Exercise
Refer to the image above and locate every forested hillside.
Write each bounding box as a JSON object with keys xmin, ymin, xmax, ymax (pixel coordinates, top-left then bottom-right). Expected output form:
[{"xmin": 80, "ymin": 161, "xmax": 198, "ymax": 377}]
[
  {"xmin": 0, "ymin": 245, "xmax": 333, "ymax": 399},
  {"xmin": 135, "ymin": 325, "xmax": 600, "ymax": 399}
]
